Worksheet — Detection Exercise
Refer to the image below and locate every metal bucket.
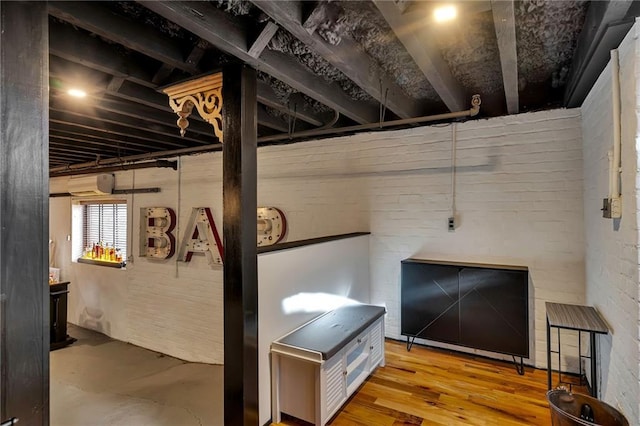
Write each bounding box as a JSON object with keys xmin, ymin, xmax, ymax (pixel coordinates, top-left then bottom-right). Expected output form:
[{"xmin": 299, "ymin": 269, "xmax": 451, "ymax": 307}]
[{"xmin": 547, "ymin": 390, "xmax": 628, "ymax": 426}]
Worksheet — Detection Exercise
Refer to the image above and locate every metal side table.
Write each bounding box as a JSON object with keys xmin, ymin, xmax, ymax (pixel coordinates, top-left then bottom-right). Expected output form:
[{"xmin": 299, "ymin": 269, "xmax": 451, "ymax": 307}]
[{"xmin": 546, "ymin": 302, "xmax": 609, "ymax": 398}]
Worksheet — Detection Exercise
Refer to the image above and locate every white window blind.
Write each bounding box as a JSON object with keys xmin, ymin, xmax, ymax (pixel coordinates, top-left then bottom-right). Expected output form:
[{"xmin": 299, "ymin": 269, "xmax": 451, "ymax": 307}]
[{"xmin": 82, "ymin": 202, "xmax": 127, "ymax": 260}]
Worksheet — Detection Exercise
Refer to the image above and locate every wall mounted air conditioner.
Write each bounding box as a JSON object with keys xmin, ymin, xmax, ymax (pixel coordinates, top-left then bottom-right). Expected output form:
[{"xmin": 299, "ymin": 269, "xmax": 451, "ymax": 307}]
[{"xmin": 67, "ymin": 174, "xmax": 114, "ymax": 196}]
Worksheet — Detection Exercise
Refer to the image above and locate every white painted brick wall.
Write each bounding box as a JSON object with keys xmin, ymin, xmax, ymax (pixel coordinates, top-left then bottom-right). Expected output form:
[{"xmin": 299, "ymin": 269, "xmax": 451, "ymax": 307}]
[
  {"xmin": 582, "ymin": 21, "xmax": 640, "ymax": 424},
  {"xmin": 257, "ymin": 109, "xmax": 584, "ymax": 369},
  {"xmin": 50, "ymin": 107, "xmax": 584, "ymax": 373}
]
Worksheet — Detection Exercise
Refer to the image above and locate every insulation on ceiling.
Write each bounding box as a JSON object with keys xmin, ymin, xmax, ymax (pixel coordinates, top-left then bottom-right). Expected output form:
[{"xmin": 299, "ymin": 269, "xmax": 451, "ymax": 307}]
[
  {"xmin": 436, "ymin": 10, "xmax": 503, "ymax": 95},
  {"xmin": 337, "ymin": 0, "xmax": 439, "ymax": 100},
  {"xmin": 516, "ymin": 0, "xmax": 588, "ymax": 89},
  {"xmin": 268, "ymin": 29, "xmax": 376, "ymax": 103}
]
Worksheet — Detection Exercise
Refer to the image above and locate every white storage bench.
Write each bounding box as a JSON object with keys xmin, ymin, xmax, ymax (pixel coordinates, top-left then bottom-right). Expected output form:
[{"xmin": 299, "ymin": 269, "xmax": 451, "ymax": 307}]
[{"xmin": 270, "ymin": 304, "xmax": 386, "ymax": 425}]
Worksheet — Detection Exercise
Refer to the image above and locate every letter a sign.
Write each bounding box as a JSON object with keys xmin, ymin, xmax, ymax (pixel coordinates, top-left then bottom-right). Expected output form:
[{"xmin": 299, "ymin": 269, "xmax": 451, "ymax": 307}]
[{"xmin": 178, "ymin": 207, "xmax": 224, "ymax": 265}]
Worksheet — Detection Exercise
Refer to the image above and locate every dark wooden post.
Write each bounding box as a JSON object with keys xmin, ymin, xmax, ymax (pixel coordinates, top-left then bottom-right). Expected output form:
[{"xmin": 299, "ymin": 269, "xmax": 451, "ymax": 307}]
[
  {"xmin": 0, "ymin": 2, "xmax": 49, "ymax": 424},
  {"xmin": 222, "ymin": 64, "xmax": 258, "ymax": 424}
]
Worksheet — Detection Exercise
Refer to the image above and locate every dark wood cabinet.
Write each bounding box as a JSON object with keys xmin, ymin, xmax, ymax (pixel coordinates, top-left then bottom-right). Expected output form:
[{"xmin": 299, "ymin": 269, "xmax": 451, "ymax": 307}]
[
  {"xmin": 401, "ymin": 259, "xmax": 529, "ymax": 359},
  {"xmin": 49, "ymin": 281, "xmax": 76, "ymax": 350}
]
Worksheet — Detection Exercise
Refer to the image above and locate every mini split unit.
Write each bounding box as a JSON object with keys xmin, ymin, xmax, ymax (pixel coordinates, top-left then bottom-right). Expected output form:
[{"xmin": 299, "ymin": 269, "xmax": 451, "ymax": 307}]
[{"xmin": 67, "ymin": 174, "xmax": 114, "ymax": 196}]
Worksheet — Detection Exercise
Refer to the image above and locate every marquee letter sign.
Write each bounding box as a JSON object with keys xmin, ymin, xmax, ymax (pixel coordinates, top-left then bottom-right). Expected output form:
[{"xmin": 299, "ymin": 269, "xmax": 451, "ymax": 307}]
[
  {"xmin": 139, "ymin": 206, "xmax": 287, "ymax": 265},
  {"xmin": 178, "ymin": 207, "xmax": 224, "ymax": 265},
  {"xmin": 139, "ymin": 207, "xmax": 176, "ymax": 259},
  {"xmin": 257, "ymin": 207, "xmax": 287, "ymax": 247}
]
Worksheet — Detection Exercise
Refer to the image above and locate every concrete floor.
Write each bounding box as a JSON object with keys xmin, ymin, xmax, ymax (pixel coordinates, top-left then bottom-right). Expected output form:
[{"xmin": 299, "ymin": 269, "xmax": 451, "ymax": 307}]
[{"xmin": 50, "ymin": 324, "xmax": 223, "ymax": 426}]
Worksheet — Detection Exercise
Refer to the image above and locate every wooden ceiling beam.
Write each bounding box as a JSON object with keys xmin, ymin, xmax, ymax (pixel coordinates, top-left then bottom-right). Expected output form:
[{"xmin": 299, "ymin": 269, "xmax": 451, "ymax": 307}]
[
  {"xmin": 49, "ymin": 125, "xmax": 171, "ymax": 152},
  {"xmin": 49, "ymin": 152, "xmax": 95, "ymax": 162},
  {"xmin": 50, "ymin": 105, "xmax": 211, "ymax": 146},
  {"xmin": 49, "ymin": 147, "xmax": 96, "ymax": 160},
  {"xmin": 50, "ymin": 34, "xmax": 323, "ymax": 128},
  {"xmin": 248, "ymin": 21, "xmax": 279, "ymax": 58},
  {"xmin": 49, "ymin": 134, "xmax": 147, "ymax": 154},
  {"xmin": 49, "ymin": 19, "xmax": 156, "ymax": 88},
  {"xmin": 51, "ymin": 91, "xmax": 216, "ymax": 137},
  {"xmin": 48, "ymin": 2, "xmax": 200, "ymax": 75},
  {"xmin": 138, "ymin": 1, "xmax": 379, "ymax": 124},
  {"xmin": 257, "ymin": 106, "xmax": 289, "ymax": 133},
  {"xmin": 152, "ymin": 43, "xmax": 207, "ymax": 86},
  {"xmin": 106, "ymin": 77, "xmax": 126, "ymax": 93},
  {"xmin": 564, "ymin": 0, "xmax": 634, "ymax": 107},
  {"xmin": 50, "ymin": 139, "xmax": 138, "ymax": 157},
  {"xmin": 491, "ymin": 0, "xmax": 519, "ymax": 114},
  {"xmin": 152, "ymin": 64, "xmax": 176, "ymax": 86},
  {"xmin": 49, "ymin": 111, "xmax": 194, "ymax": 149},
  {"xmin": 252, "ymin": 0, "xmax": 425, "ymax": 119},
  {"xmin": 50, "ymin": 55, "xmax": 287, "ymax": 135},
  {"xmin": 373, "ymin": 0, "xmax": 466, "ymax": 112},
  {"xmin": 49, "ymin": 98, "xmax": 212, "ymax": 145}
]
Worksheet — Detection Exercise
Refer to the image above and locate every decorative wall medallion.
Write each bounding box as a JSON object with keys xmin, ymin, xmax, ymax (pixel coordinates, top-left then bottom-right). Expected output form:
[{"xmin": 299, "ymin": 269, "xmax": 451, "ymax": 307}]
[
  {"xmin": 139, "ymin": 207, "xmax": 176, "ymax": 259},
  {"xmin": 257, "ymin": 207, "xmax": 287, "ymax": 246}
]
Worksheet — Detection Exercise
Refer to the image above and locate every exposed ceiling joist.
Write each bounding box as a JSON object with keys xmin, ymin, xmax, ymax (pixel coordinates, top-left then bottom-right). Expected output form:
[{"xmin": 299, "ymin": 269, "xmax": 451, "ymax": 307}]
[
  {"xmin": 257, "ymin": 106, "xmax": 289, "ymax": 133},
  {"xmin": 50, "ymin": 93, "xmax": 216, "ymax": 138},
  {"xmin": 491, "ymin": 0, "xmax": 519, "ymax": 114},
  {"xmin": 50, "ymin": 125, "xmax": 168, "ymax": 152},
  {"xmin": 248, "ymin": 21, "xmax": 279, "ymax": 58},
  {"xmin": 373, "ymin": 0, "xmax": 466, "ymax": 112},
  {"xmin": 48, "ymin": 19, "xmax": 155, "ymax": 88},
  {"xmin": 49, "ymin": 134, "xmax": 146, "ymax": 154},
  {"xmin": 49, "ymin": 55, "xmax": 288, "ymax": 136},
  {"xmin": 106, "ymin": 77, "xmax": 126, "ymax": 93},
  {"xmin": 49, "ymin": 110, "xmax": 199, "ymax": 149},
  {"xmin": 138, "ymin": 1, "xmax": 379, "ymax": 124},
  {"xmin": 152, "ymin": 42, "xmax": 207, "ymax": 85},
  {"xmin": 252, "ymin": 0, "xmax": 426, "ymax": 119},
  {"xmin": 48, "ymin": 2, "xmax": 201, "ymax": 75},
  {"xmin": 49, "ymin": 140, "xmax": 112, "ymax": 156},
  {"xmin": 564, "ymin": 0, "xmax": 634, "ymax": 107},
  {"xmin": 152, "ymin": 63, "xmax": 176, "ymax": 86},
  {"xmin": 50, "ymin": 21, "xmax": 329, "ymax": 129}
]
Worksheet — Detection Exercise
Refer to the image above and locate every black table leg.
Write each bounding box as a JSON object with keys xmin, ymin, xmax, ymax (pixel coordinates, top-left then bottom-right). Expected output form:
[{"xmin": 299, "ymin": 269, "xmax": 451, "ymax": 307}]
[
  {"xmin": 590, "ymin": 332, "xmax": 597, "ymax": 398},
  {"xmin": 547, "ymin": 317, "xmax": 552, "ymax": 390}
]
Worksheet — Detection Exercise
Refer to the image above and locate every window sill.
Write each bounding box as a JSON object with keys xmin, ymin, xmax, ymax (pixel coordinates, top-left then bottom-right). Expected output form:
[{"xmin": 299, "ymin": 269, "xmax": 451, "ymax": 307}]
[{"xmin": 77, "ymin": 258, "xmax": 126, "ymax": 269}]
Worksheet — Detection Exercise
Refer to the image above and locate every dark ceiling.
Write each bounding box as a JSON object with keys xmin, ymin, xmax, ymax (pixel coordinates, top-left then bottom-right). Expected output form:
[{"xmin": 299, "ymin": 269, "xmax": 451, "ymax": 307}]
[{"xmin": 47, "ymin": 0, "xmax": 640, "ymax": 177}]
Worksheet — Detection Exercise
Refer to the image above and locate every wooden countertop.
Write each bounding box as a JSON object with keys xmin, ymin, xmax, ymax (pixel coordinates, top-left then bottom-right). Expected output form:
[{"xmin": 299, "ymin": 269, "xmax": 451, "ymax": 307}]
[{"xmin": 546, "ymin": 302, "xmax": 609, "ymax": 334}]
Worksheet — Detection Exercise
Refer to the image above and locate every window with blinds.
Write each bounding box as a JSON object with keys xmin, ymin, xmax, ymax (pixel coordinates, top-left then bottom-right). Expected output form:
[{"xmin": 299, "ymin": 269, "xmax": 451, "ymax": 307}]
[{"xmin": 82, "ymin": 202, "xmax": 127, "ymax": 260}]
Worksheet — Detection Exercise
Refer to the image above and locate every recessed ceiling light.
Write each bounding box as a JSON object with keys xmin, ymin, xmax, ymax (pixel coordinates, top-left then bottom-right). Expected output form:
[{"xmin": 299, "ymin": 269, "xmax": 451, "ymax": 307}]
[
  {"xmin": 67, "ymin": 88, "xmax": 87, "ymax": 98},
  {"xmin": 434, "ymin": 4, "xmax": 457, "ymax": 23}
]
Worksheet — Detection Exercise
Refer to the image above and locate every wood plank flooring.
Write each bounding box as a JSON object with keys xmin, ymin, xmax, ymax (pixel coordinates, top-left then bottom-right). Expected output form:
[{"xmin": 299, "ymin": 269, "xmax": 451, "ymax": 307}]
[{"xmin": 276, "ymin": 339, "xmax": 584, "ymax": 426}]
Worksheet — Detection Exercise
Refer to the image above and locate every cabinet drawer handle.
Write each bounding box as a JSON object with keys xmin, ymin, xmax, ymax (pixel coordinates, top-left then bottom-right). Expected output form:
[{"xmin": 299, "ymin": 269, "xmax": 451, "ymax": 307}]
[
  {"xmin": 343, "ymin": 371, "xmax": 347, "ymax": 376},
  {"xmin": 357, "ymin": 338, "xmax": 362, "ymax": 344},
  {"xmin": 370, "ymin": 345, "xmax": 374, "ymax": 350}
]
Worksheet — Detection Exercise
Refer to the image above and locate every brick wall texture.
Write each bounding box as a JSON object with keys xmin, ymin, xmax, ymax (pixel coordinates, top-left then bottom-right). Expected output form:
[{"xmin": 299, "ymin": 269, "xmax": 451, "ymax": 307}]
[{"xmin": 582, "ymin": 21, "xmax": 640, "ymax": 423}]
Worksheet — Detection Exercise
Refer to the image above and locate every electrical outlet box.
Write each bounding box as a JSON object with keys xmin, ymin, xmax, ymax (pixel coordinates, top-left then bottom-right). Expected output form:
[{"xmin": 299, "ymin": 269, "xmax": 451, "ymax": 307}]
[
  {"xmin": 602, "ymin": 198, "xmax": 611, "ymax": 218},
  {"xmin": 448, "ymin": 216, "xmax": 455, "ymax": 231}
]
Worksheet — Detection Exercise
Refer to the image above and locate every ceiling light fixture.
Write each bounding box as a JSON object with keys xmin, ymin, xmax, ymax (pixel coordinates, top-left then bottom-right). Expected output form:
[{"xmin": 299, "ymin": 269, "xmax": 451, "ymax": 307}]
[
  {"xmin": 434, "ymin": 4, "xmax": 457, "ymax": 23},
  {"xmin": 67, "ymin": 88, "xmax": 87, "ymax": 98}
]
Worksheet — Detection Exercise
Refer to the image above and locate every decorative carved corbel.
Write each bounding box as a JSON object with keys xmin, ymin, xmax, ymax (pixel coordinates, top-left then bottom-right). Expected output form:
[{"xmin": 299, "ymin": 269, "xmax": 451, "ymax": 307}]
[{"xmin": 162, "ymin": 72, "xmax": 224, "ymax": 142}]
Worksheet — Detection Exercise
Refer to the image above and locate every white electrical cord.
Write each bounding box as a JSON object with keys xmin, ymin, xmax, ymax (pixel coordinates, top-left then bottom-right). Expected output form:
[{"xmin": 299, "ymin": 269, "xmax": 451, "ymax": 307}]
[
  {"xmin": 175, "ymin": 157, "xmax": 181, "ymax": 278},
  {"xmin": 128, "ymin": 170, "xmax": 135, "ymax": 265},
  {"xmin": 451, "ymin": 123, "xmax": 457, "ymax": 217}
]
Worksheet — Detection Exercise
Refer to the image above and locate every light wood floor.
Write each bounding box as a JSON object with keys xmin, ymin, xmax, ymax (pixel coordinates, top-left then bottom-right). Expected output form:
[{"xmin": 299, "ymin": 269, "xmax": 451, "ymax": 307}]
[{"xmin": 277, "ymin": 339, "xmax": 583, "ymax": 426}]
